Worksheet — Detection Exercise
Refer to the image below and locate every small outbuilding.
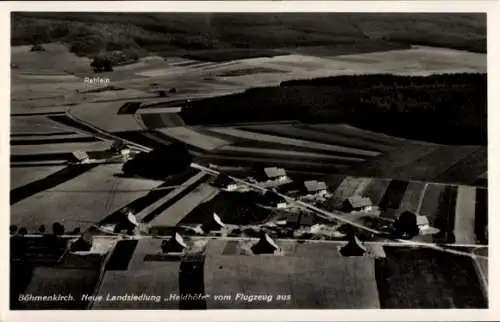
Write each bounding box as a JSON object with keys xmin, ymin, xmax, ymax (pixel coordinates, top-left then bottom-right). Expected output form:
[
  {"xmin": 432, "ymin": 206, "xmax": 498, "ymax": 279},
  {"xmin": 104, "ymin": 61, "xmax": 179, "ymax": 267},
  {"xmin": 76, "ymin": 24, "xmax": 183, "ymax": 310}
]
[
  {"xmin": 342, "ymin": 196, "xmax": 372, "ymax": 212},
  {"xmin": 304, "ymin": 180, "xmax": 328, "ymax": 193},
  {"xmin": 264, "ymin": 167, "xmax": 287, "ymax": 179}
]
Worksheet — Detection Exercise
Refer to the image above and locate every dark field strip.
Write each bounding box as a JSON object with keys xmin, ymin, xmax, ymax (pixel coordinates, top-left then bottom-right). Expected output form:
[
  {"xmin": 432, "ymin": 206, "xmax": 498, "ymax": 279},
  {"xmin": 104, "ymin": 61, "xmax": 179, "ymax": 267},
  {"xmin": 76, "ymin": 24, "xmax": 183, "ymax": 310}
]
[
  {"xmin": 141, "ymin": 173, "xmax": 210, "ymax": 223},
  {"xmin": 352, "ymin": 144, "xmax": 438, "ymax": 178},
  {"xmin": 11, "ymin": 111, "xmax": 65, "ymax": 117},
  {"xmin": 159, "ymin": 113, "xmax": 186, "ymax": 127},
  {"xmin": 363, "ymin": 179, "xmax": 392, "ymax": 205},
  {"xmin": 10, "ymin": 263, "xmax": 35, "ymax": 309},
  {"xmin": 300, "ymin": 124, "xmax": 407, "ymax": 147},
  {"xmin": 98, "ymin": 169, "xmax": 198, "ymax": 225},
  {"xmin": 141, "ymin": 113, "xmax": 170, "ymax": 129},
  {"xmin": 105, "ymin": 240, "xmax": 139, "ymax": 271},
  {"xmin": 179, "ymin": 190, "xmax": 272, "ymax": 226},
  {"xmin": 11, "ymin": 162, "xmax": 68, "ymax": 168},
  {"xmin": 378, "ymin": 180, "xmax": 409, "ymax": 210},
  {"xmin": 10, "ymin": 164, "xmax": 98, "ymax": 205},
  {"xmin": 229, "ymin": 140, "xmax": 374, "ymax": 159},
  {"xmin": 10, "ymin": 131, "xmax": 76, "ymax": 137},
  {"xmin": 238, "ymin": 125, "xmax": 395, "ymax": 153},
  {"xmin": 474, "ymin": 188, "xmax": 488, "ymax": 244},
  {"xmin": 375, "ymin": 247, "xmax": 487, "ymax": 308},
  {"xmin": 10, "ymin": 137, "xmax": 100, "ymax": 145},
  {"xmin": 195, "ymin": 154, "xmax": 352, "ymax": 174},
  {"xmin": 419, "ymin": 184, "xmax": 446, "ymax": 226},
  {"xmin": 11, "ymin": 152, "xmax": 74, "ymax": 162},
  {"xmin": 398, "ymin": 181, "xmax": 426, "ymax": 214},
  {"xmin": 474, "ymin": 178, "xmax": 488, "ymax": 187},
  {"xmin": 326, "ymin": 175, "xmax": 348, "ymax": 194},
  {"xmin": 48, "ymin": 115, "xmax": 117, "ymax": 142},
  {"xmin": 432, "ymin": 186, "xmax": 458, "ymax": 243},
  {"xmin": 392, "ymin": 146, "xmax": 481, "ymax": 182},
  {"xmin": 179, "ymin": 258, "xmax": 207, "ymax": 310},
  {"xmin": 112, "ymin": 131, "xmax": 168, "ymax": 149},
  {"xmin": 217, "ymin": 146, "xmax": 366, "ymax": 164},
  {"xmin": 435, "ymin": 148, "xmax": 487, "ymax": 186}
]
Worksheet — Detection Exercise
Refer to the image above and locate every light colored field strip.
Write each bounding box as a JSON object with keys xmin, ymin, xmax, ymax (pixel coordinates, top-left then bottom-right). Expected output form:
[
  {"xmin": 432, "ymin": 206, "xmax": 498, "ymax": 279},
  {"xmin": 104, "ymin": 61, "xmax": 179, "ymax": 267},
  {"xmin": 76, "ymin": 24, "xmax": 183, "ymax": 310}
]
[
  {"xmin": 218, "ymin": 146, "xmax": 366, "ymax": 162},
  {"xmin": 11, "ymin": 141, "xmax": 112, "ymax": 155},
  {"xmin": 416, "ymin": 183, "xmax": 429, "ymax": 213},
  {"xmin": 454, "ymin": 186, "xmax": 477, "ymax": 244},
  {"xmin": 135, "ymin": 171, "xmax": 208, "ymax": 222},
  {"xmin": 209, "ymin": 127, "xmax": 380, "ymax": 157},
  {"xmin": 158, "ymin": 127, "xmax": 231, "ymax": 151},
  {"xmin": 149, "ymin": 183, "xmax": 219, "ymax": 227},
  {"xmin": 398, "ymin": 182, "xmax": 426, "ymax": 213},
  {"xmin": 137, "ymin": 107, "xmax": 182, "ymax": 114},
  {"xmin": 352, "ymin": 178, "xmax": 373, "ymax": 196},
  {"xmin": 10, "ymin": 133, "xmax": 89, "ymax": 141}
]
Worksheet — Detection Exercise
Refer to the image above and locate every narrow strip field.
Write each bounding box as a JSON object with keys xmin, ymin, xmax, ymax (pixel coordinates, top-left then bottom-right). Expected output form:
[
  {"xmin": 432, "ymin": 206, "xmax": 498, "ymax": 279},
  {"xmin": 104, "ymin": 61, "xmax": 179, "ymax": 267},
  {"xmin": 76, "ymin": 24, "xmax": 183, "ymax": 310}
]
[
  {"xmin": 331, "ymin": 177, "xmax": 369, "ymax": 204},
  {"xmin": 139, "ymin": 171, "xmax": 209, "ymax": 223},
  {"xmin": 237, "ymin": 124, "xmax": 397, "ymax": 152},
  {"xmin": 158, "ymin": 127, "xmax": 232, "ymax": 151},
  {"xmin": 392, "ymin": 146, "xmax": 481, "ymax": 181},
  {"xmin": 301, "ymin": 124, "xmax": 409, "ymax": 146},
  {"xmin": 375, "ymin": 247, "xmax": 487, "ymax": 308},
  {"xmin": 11, "ymin": 141, "xmax": 111, "ymax": 155},
  {"xmin": 362, "ymin": 179, "xmax": 393, "ymax": 205},
  {"xmin": 378, "ymin": 180, "xmax": 409, "ymax": 210},
  {"xmin": 217, "ymin": 146, "xmax": 366, "ymax": 163},
  {"xmin": 397, "ymin": 181, "xmax": 426, "ymax": 213},
  {"xmin": 454, "ymin": 186, "xmax": 477, "ymax": 244},
  {"xmin": 11, "ymin": 165, "xmax": 66, "ymax": 190},
  {"xmin": 208, "ymin": 127, "xmax": 380, "ymax": 157},
  {"xmin": 352, "ymin": 144, "xmax": 438, "ymax": 178},
  {"xmin": 11, "ymin": 164, "xmax": 162, "ymax": 232},
  {"xmin": 436, "ymin": 148, "xmax": 487, "ymax": 186},
  {"xmin": 149, "ymin": 183, "xmax": 218, "ymax": 227}
]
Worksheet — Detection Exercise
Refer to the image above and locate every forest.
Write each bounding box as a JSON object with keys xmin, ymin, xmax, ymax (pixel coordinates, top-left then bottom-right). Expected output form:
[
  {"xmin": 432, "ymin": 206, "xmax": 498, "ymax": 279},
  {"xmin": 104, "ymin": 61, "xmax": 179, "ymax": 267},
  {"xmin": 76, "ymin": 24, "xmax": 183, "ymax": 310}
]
[{"xmin": 180, "ymin": 73, "xmax": 487, "ymax": 146}]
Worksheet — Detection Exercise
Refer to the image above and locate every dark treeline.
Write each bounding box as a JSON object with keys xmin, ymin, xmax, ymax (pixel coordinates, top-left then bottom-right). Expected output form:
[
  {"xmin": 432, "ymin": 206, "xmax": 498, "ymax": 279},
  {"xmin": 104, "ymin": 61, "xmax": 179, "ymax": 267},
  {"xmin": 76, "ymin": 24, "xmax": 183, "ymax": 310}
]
[{"xmin": 180, "ymin": 73, "xmax": 486, "ymax": 146}]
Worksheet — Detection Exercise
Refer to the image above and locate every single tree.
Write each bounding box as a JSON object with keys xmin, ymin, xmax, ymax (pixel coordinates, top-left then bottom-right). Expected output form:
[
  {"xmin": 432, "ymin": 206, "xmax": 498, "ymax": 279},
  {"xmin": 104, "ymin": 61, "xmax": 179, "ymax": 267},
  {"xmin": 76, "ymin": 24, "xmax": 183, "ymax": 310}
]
[
  {"xmin": 52, "ymin": 222, "xmax": 65, "ymax": 236},
  {"xmin": 9, "ymin": 225, "xmax": 18, "ymax": 235},
  {"xmin": 38, "ymin": 225, "xmax": 46, "ymax": 234}
]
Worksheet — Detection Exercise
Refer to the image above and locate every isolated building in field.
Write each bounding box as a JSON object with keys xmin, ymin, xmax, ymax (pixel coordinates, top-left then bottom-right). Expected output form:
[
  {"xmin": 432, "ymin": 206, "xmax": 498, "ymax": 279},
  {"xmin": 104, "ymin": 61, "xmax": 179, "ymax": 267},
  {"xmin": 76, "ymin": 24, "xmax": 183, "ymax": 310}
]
[
  {"xmin": 251, "ymin": 233, "xmax": 281, "ymax": 255},
  {"xmin": 340, "ymin": 234, "xmax": 367, "ymax": 257},
  {"xmin": 161, "ymin": 233, "xmax": 188, "ymax": 254},
  {"xmin": 304, "ymin": 180, "xmax": 328, "ymax": 193},
  {"xmin": 201, "ymin": 213, "xmax": 225, "ymax": 233},
  {"xmin": 264, "ymin": 167, "xmax": 287, "ymax": 180},
  {"xmin": 343, "ymin": 196, "xmax": 372, "ymax": 212},
  {"xmin": 70, "ymin": 150, "xmax": 91, "ymax": 164}
]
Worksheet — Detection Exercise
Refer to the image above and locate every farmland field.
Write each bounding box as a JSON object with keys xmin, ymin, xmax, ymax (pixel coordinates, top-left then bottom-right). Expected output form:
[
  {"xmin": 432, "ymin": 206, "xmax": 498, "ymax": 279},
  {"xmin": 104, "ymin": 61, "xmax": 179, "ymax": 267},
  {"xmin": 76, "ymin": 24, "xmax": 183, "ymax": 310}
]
[
  {"xmin": 375, "ymin": 247, "xmax": 487, "ymax": 308},
  {"xmin": 19, "ymin": 267, "xmax": 99, "ymax": 309},
  {"xmin": 454, "ymin": 186, "xmax": 477, "ymax": 243},
  {"xmin": 204, "ymin": 255, "xmax": 380, "ymax": 309},
  {"xmin": 238, "ymin": 124, "xmax": 398, "ymax": 153},
  {"xmin": 10, "ymin": 164, "xmax": 162, "ymax": 232},
  {"xmin": 149, "ymin": 183, "xmax": 219, "ymax": 227},
  {"xmin": 158, "ymin": 127, "xmax": 232, "ymax": 151}
]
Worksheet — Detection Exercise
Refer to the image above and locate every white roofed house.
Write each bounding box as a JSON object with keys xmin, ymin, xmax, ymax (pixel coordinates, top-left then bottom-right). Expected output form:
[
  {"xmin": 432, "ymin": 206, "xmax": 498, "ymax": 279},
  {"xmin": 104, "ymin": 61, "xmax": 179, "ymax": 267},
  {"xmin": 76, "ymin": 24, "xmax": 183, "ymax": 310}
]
[
  {"xmin": 342, "ymin": 196, "xmax": 372, "ymax": 212},
  {"xmin": 304, "ymin": 180, "xmax": 328, "ymax": 193},
  {"xmin": 264, "ymin": 167, "xmax": 287, "ymax": 179}
]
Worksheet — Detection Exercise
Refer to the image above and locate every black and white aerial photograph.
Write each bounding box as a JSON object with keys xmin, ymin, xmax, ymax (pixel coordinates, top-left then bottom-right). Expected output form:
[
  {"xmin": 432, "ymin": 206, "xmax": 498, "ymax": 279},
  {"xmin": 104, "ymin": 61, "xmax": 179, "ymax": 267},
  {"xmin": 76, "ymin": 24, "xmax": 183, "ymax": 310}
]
[{"xmin": 9, "ymin": 10, "xmax": 488, "ymax": 312}]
